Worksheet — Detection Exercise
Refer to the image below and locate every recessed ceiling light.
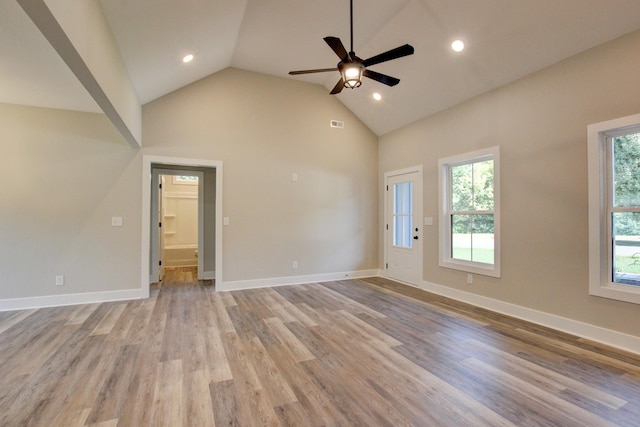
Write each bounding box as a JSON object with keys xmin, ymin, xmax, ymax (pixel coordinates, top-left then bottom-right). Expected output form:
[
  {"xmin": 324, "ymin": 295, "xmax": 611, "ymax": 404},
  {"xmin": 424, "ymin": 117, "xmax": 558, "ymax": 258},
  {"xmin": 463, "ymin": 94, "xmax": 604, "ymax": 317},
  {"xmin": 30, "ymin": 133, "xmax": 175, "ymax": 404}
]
[
  {"xmin": 373, "ymin": 92, "xmax": 382, "ymax": 101},
  {"xmin": 451, "ymin": 40, "xmax": 465, "ymax": 52},
  {"xmin": 182, "ymin": 54, "xmax": 194, "ymax": 63}
]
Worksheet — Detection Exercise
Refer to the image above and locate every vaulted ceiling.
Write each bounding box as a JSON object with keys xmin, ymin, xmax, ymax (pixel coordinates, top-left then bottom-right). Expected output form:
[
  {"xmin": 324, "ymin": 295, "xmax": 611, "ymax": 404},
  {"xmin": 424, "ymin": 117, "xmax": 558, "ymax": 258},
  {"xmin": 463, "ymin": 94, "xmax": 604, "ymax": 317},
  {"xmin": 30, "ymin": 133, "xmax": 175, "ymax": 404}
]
[{"xmin": 3, "ymin": 0, "xmax": 640, "ymax": 136}]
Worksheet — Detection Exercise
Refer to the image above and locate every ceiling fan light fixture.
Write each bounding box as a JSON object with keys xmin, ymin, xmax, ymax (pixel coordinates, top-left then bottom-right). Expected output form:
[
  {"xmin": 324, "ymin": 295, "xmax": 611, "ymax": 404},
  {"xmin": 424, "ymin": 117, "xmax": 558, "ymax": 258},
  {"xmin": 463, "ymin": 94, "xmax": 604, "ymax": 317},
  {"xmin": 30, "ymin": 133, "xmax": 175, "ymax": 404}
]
[
  {"xmin": 340, "ymin": 61, "xmax": 364, "ymax": 89},
  {"xmin": 288, "ymin": 0, "xmax": 414, "ymax": 95}
]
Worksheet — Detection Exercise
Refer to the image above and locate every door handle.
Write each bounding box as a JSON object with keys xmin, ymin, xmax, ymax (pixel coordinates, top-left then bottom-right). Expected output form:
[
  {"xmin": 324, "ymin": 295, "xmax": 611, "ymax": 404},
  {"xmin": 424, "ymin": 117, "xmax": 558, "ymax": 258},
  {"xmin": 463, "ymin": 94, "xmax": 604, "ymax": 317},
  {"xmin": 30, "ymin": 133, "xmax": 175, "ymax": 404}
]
[{"xmin": 413, "ymin": 235, "xmax": 419, "ymax": 240}]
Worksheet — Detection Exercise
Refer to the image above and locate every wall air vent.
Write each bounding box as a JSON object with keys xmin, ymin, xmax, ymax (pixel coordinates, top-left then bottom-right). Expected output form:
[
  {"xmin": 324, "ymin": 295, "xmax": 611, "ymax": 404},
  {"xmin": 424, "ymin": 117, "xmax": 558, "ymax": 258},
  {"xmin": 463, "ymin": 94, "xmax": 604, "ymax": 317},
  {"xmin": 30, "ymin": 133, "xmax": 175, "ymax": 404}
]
[{"xmin": 330, "ymin": 120, "xmax": 344, "ymax": 129}]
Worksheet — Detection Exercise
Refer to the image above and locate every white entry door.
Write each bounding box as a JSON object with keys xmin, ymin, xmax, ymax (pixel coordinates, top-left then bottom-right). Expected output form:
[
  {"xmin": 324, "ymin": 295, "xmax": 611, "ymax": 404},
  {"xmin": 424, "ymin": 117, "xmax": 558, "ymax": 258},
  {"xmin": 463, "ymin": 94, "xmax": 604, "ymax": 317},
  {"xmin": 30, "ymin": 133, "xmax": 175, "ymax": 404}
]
[{"xmin": 385, "ymin": 167, "xmax": 423, "ymax": 285}]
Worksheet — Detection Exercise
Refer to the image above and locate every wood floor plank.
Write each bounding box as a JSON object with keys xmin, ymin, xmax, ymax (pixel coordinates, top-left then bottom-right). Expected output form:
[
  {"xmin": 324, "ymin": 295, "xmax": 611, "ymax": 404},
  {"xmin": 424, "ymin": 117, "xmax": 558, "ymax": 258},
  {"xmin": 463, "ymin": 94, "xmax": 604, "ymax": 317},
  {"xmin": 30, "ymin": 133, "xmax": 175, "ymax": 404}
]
[
  {"xmin": 150, "ymin": 359, "xmax": 183, "ymax": 427},
  {"xmin": 264, "ymin": 317, "xmax": 316, "ymax": 362},
  {"xmin": 221, "ymin": 331, "xmax": 263, "ymax": 394},
  {"xmin": 116, "ymin": 339, "xmax": 160, "ymax": 427},
  {"xmin": 90, "ymin": 303, "xmax": 127, "ymax": 336},
  {"xmin": 333, "ymin": 309, "xmax": 403, "ymax": 347},
  {"xmin": 210, "ymin": 380, "xmax": 243, "ymax": 426},
  {"xmin": 267, "ymin": 346, "xmax": 344, "ymax": 426},
  {"xmin": 86, "ymin": 344, "xmax": 141, "ymax": 424},
  {"xmin": 87, "ymin": 419, "xmax": 119, "ymax": 427},
  {"xmin": 0, "ymin": 308, "xmax": 38, "ymax": 334},
  {"xmin": 50, "ymin": 407, "xmax": 91, "ymax": 427},
  {"xmin": 269, "ymin": 289, "xmax": 319, "ymax": 327},
  {"xmin": 13, "ymin": 323, "xmax": 78, "ymax": 376},
  {"xmin": 244, "ymin": 335, "xmax": 298, "ymax": 407},
  {"xmin": 210, "ymin": 293, "xmax": 237, "ymax": 333},
  {"xmin": 200, "ymin": 327, "xmax": 233, "ymax": 383},
  {"xmin": 463, "ymin": 357, "xmax": 617, "ymax": 426},
  {"xmin": 183, "ymin": 370, "xmax": 216, "ymax": 427},
  {"xmin": 64, "ymin": 303, "xmax": 100, "ymax": 326},
  {"xmin": 123, "ymin": 297, "xmax": 157, "ymax": 345},
  {"xmin": 514, "ymin": 327, "xmax": 640, "ymax": 376},
  {"xmin": 467, "ymin": 337, "xmax": 628, "ymax": 410},
  {"xmin": 1, "ymin": 270, "xmax": 639, "ymax": 426}
]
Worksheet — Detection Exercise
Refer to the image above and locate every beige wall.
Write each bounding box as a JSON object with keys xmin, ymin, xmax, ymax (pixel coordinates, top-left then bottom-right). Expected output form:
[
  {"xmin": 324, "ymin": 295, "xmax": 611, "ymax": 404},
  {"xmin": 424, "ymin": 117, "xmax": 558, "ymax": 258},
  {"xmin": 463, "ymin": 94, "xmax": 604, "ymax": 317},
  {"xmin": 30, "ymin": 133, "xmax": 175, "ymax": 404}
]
[
  {"xmin": 0, "ymin": 103, "xmax": 140, "ymax": 299},
  {"xmin": 143, "ymin": 68, "xmax": 379, "ymax": 282},
  {"xmin": 0, "ymin": 68, "xmax": 378, "ymax": 300},
  {"xmin": 379, "ymin": 30, "xmax": 640, "ymax": 337}
]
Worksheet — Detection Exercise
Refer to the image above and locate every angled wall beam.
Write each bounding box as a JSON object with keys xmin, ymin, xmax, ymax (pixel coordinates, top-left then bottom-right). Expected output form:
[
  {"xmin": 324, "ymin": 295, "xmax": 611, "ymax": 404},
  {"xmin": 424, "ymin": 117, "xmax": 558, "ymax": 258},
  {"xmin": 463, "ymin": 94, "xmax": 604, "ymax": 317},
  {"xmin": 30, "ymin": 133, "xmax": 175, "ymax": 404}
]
[{"xmin": 16, "ymin": 0, "xmax": 141, "ymax": 148}]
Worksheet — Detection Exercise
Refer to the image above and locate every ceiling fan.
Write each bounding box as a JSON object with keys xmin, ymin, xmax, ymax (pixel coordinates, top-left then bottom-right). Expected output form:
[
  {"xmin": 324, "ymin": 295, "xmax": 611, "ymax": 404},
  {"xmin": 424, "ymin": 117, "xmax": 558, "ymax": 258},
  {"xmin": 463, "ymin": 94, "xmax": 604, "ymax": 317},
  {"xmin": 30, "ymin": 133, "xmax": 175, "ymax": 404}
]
[{"xmin": 289, "ymin": 0, "xmax": 414, "ymax": 94}]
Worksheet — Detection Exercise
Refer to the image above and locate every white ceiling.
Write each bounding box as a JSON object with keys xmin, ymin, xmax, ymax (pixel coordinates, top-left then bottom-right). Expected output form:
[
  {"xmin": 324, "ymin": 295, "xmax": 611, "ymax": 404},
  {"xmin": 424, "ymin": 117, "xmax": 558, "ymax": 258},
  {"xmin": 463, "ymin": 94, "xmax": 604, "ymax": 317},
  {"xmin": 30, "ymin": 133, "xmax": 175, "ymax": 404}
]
[{"xmin": 4, "ymin": 0, "xmax": 640, "ymax": 136}]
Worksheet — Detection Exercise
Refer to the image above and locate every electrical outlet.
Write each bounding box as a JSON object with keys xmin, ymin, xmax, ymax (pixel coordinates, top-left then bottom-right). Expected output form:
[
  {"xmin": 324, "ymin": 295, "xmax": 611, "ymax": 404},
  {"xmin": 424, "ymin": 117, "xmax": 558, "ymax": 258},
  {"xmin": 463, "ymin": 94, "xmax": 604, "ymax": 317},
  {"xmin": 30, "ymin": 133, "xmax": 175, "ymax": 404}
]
[
  {"xmin": 56, "ymin": 275, "xmax": 64, "ymax": 286},
  {"xmin": 292, "ymin": 261, "xmax": 298, "ymax": 270},
  {"xmin": 467, "ymin": 273, "xmax": 473, "ymax": 285}
]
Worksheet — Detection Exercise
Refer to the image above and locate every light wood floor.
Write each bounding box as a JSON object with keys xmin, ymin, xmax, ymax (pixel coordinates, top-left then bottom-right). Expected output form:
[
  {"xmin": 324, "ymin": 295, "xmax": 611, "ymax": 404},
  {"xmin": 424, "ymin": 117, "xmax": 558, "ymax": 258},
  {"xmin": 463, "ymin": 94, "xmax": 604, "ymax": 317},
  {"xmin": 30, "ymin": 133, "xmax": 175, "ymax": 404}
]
[{"xmin": 1, "ymin": 267, "xmax": 639, "ymax": 426}]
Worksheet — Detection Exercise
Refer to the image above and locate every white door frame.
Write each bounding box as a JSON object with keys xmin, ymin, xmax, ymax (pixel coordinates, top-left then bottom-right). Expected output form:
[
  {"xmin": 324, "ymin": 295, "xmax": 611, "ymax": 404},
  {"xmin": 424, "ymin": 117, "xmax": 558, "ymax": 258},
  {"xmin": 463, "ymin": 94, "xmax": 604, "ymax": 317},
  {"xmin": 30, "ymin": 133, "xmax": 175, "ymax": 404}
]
[
  {"xmin": 142, "ymin": 155, "xmax": 223, "ymax": 297},
  {"xmin": 383, "ymin": 165, "xmax": 423, "ymax": 285}
]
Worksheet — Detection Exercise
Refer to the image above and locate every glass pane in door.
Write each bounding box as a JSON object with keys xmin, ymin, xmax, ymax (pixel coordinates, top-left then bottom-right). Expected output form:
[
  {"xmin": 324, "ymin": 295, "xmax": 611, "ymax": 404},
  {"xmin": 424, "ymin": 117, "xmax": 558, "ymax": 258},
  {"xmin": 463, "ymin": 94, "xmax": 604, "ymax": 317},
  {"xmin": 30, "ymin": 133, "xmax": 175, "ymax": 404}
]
[{"xmin": 393, "ymin": 181, "xmax": 413, "ymax": 248}]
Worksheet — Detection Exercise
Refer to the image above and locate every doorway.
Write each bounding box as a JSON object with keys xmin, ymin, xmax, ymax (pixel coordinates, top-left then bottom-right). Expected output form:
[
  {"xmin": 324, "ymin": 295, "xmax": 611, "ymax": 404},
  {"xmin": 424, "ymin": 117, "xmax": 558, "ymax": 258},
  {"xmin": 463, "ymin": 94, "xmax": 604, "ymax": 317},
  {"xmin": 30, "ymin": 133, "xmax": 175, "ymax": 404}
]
[
  {"xmin": 142, "ymin": 156, "xmax": 223, "ymax": 297},
  {"xmin": 156, "ymin": 172, "xmax": 202, "ymax": 281},
  {"xmin": 384, "ymin": 166, "xmax": 423, "ymax": 285}
]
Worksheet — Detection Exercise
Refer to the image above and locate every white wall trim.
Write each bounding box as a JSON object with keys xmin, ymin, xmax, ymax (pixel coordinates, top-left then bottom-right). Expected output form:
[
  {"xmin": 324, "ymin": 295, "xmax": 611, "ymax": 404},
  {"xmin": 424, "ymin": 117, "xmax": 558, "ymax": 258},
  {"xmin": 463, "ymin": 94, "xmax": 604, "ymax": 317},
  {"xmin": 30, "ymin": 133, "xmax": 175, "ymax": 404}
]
[
  {"xmin": 164, "ymin": 192, "xmax": 198, "ymax": 199},
  {"xmin": 0, "ymin": 289, "xmax": 145, "ymax": 312},
  {"xmin": 218, "ymin": 269, "xmax": 379, "ymax": 292},
  {"xmin": 409, "ymin": 279, "xmax": 640, "ymax": 355},
  {"xmin": 202, "ymin": 270, "xmax": 216, "ymax": 280},
  {"xmin": 142, "ymin": 155, "xmax": 223, "ymax": 298},
  {"xmin": 164, "ymin": 244, "xmax": 198, "ymax": 250}
]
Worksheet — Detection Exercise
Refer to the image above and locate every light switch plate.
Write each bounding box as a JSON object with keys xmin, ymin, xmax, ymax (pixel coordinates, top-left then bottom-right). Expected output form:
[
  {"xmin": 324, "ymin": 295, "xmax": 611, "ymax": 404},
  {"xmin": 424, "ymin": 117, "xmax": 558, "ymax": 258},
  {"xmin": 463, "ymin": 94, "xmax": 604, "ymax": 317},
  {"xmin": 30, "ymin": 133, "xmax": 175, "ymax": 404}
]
[
  {"xmin": 112, "ymin": 217, "xmax": 123, "ymax": 227},
  {"xmin": 223, "ymin": 217, "xmax": 230, "ymax": 226}
]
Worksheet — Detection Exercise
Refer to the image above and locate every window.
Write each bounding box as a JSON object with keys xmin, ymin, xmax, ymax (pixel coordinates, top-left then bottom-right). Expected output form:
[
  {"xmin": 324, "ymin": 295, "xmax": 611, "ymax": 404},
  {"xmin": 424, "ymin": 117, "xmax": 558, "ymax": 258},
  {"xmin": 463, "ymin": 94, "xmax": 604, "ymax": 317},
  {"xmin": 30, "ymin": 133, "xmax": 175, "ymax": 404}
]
[
  {"xmin": 439, "ymin": 146, "xmax": 500, "ymax": 277},
  {"xmin": 173, "ymin": 175, "xmax": 199, "ymax": 185},
  {"xmin": 393, "ymin": 181, "xmax": 413, "ymax": 248},
  {"xmin": 588, "ymin": 113, "xmax": 640, "ymax": 304}
]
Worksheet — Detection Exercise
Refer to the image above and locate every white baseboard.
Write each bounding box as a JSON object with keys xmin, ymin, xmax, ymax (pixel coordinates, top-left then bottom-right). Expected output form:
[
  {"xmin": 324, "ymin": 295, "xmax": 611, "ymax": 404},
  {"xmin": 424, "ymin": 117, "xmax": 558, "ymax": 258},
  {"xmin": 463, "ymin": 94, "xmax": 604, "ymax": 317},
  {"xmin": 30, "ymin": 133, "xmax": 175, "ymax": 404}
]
[
  {"xmin": 164, "ymin": 260, "xmax": 198, "ymax": 267},
  {"xmin": 410, "ymin": 279, "xmax": 640, "ymax": 355},
  {"xmin": 5, "ymin": 271, "xmax": 636, "ymax": 355},
  {"xmin": 0, "ymin": 288, "xmax": 145, "ymax": 312},
  {"xmin": 201, "ymin": 270, "xmax": 215, "ymax": 280},
  {"xmin": 218, "ymin": 269, "xmax": 379, "ymax": 292}
]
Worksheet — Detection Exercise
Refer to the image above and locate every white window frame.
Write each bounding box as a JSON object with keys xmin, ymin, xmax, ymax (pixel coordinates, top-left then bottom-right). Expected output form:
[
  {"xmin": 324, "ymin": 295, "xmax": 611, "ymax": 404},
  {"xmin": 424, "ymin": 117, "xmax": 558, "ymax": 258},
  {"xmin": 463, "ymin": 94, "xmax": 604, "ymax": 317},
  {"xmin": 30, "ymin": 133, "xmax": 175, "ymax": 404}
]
[
  {"xmin": 588, "ymin": 113, "xmax": 640, "ymax": 304},
  {"xmin": 438, "ymin": 146, "xmax": 501, "ymax": 277}
]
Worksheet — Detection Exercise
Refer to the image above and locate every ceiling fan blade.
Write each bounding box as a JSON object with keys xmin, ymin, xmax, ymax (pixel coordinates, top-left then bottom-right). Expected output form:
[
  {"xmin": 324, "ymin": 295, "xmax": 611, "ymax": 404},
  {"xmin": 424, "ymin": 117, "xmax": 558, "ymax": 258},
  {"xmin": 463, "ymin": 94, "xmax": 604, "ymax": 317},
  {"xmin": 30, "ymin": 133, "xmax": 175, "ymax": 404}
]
[
  {"xmin": 363, "ymin": 69, "xmax": 400, "ymax": 87},
  {"xmin": 330, "ymin": 78, "xmax": 345, "ymax": 94},
  {"xmin": 362, "ymin": 44, "xmax": 414, "ymax": 68},
  {"xmin": 324, "ymin": 36, "xmax": 350, "ymax": 61},
  {"xmin": 289, "ymin": 68, "xmax": 337, "ymax": 75}
]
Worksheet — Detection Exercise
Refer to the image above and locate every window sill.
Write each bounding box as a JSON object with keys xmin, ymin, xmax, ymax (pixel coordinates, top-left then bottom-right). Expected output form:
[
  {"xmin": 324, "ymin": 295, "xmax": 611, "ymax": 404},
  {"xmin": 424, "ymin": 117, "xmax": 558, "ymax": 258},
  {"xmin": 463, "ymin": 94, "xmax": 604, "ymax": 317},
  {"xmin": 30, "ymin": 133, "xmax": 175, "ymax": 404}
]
[
  {"xmin": 589, "ymin": 282, "xmax": 640, "ymax": 305},
  {"xmin": 439, "ymin": 259, "xmax": 501, "ymax": 278}
]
